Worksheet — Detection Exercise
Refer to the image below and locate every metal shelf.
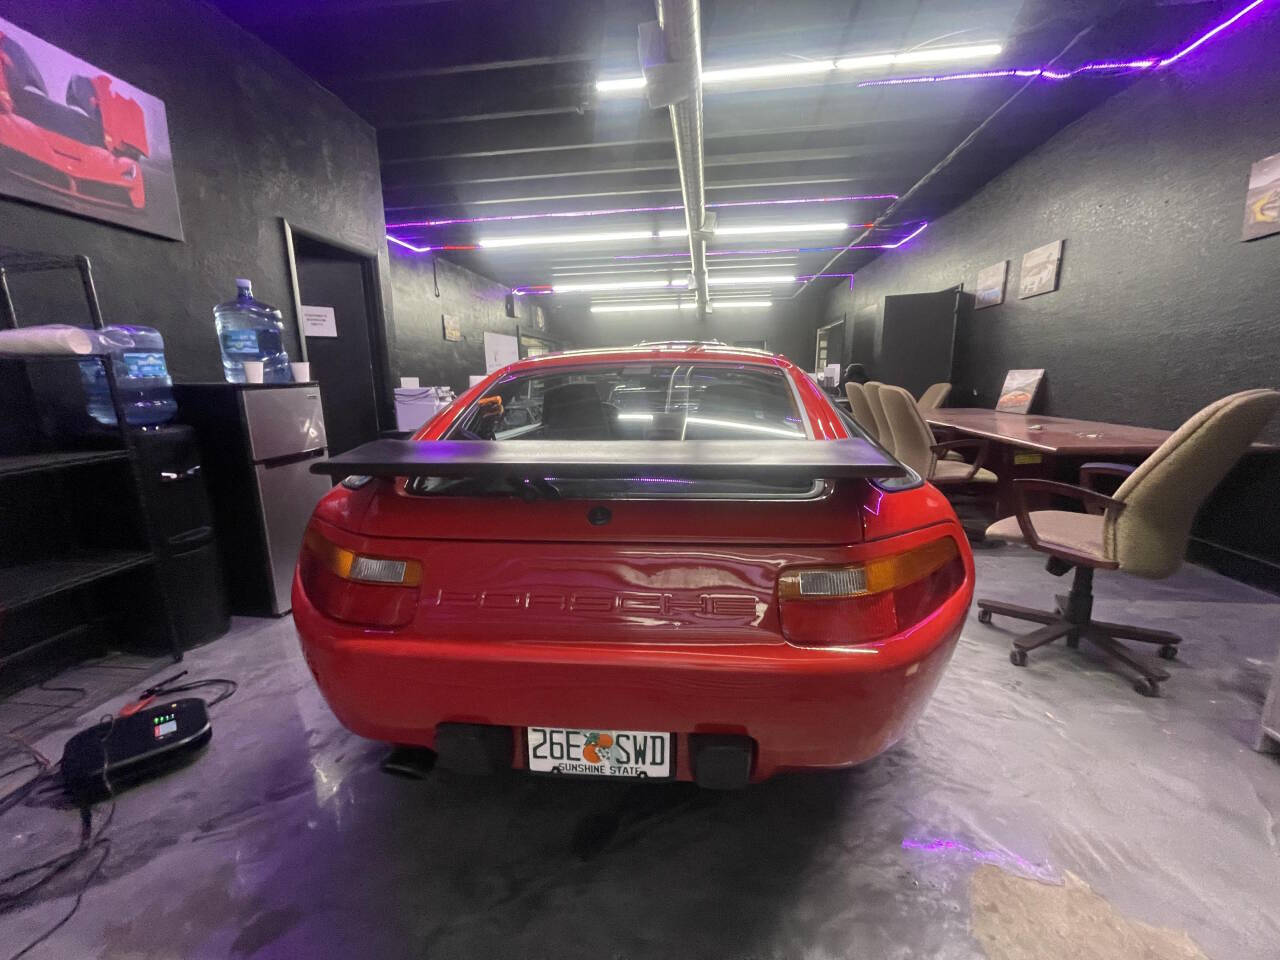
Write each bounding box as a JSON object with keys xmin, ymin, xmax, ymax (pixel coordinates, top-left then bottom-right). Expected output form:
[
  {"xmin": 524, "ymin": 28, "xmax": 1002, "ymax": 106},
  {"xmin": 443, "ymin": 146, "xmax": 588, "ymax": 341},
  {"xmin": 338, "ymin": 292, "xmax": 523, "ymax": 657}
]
[
  {"xmin": 0, "ymin": 247, "xmax": 180, "ymax": 662},
  {"xmin": 0, "ymin": 551, "xmax": 156, "ymax": 612},
  {"xmin": 0, "ymin": 449, "xmax": 130, "ymax": 479}
]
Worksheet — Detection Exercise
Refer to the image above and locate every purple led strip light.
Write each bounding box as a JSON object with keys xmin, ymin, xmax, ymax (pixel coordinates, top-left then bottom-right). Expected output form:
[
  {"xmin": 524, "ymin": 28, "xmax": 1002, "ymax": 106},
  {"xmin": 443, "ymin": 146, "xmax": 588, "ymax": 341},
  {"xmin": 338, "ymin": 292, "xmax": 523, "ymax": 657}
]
[
  {"xmin": 860, "ymin": 0, "xmax": 1268, "ymax": 88},
  {"xmin": 387, "ymin": 193, "xmax": 899, "ymax": 230}
]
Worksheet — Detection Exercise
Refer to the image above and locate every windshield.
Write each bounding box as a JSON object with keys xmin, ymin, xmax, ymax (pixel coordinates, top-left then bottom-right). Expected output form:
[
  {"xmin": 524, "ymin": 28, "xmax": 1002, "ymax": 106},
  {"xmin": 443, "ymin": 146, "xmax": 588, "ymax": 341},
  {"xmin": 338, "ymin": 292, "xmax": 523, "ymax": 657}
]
[{"xmin": 411, "ymin": 362, "xmax": 816, "ymax": 499}]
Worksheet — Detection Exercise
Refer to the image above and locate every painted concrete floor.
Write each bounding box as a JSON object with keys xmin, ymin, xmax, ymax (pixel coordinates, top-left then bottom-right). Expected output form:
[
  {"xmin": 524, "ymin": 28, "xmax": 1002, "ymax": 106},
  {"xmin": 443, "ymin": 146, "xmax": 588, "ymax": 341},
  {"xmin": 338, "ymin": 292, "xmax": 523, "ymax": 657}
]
[{"xmin": 2, "ymin": 545, "xmax": 1278, "ymax": 960}]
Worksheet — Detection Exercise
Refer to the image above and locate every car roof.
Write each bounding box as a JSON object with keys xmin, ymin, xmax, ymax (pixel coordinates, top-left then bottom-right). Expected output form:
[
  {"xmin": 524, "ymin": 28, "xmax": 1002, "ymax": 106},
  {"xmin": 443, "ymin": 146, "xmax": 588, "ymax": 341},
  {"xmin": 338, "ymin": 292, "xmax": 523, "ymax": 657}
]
[{"xmin": 501, "ymin": 341, "xmax": 792, "ymax": 375}]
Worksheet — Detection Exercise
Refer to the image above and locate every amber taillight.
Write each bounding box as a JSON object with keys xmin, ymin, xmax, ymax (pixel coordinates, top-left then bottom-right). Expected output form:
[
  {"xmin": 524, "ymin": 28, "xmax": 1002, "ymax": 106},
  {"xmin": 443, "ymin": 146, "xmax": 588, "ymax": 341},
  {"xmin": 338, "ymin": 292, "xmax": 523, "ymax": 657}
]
[
  {"xmin": 777, "ymin": 537, "xmax": 964, "ymax": 647},
  {"xmin": 299, "ymin": 527, "xmax": 421, "ymax": 628}
]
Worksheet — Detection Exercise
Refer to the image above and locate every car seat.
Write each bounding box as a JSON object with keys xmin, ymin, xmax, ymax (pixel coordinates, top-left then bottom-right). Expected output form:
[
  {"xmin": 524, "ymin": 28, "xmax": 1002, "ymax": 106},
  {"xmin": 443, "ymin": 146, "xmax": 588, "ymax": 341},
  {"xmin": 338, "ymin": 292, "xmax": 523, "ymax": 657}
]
[{"xmin": 540, "ymin": 383, "xmax": 617, "ymax": 440}]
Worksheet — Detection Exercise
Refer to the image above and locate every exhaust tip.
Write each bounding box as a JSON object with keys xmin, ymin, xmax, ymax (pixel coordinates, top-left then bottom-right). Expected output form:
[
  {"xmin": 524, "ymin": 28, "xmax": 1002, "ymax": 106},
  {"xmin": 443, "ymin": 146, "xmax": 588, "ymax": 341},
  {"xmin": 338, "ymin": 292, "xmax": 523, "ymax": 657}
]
[{"xmin": 381, "ymin": 745, "xmax": 437, "ymax": 780}]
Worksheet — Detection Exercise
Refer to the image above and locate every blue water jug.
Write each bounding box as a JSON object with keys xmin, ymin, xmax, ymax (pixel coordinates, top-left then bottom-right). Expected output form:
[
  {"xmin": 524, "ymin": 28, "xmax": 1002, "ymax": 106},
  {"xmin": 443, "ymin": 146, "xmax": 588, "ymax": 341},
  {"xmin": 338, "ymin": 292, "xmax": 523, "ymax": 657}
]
[
  {"xmin": 80, "ymin": 325, "xmax": 178, "ymax": 427},
  {"xmin": 213, "ymin": 279, "xmax": 291, "ymax": 383}
]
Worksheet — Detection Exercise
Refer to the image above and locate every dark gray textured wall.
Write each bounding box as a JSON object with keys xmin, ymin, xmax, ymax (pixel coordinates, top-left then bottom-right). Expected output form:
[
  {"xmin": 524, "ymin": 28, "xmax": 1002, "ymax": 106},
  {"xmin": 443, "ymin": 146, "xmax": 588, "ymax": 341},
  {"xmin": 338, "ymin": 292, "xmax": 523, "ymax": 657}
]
[
  {"xmin": 547, "ymin": 287, "xmax": 827, "ymax": 368},
  {"xmin": 388, "ymin": 251, "xmax": 546, "ymax": 393},
  {"xmin": 819, "ymin": 6, "xmax": 1280, "ymax": 586},
  {"xmin": 0, "ymin": 0, "xmax": 390, "ymax": 382},
  {"xmin": 822, "ymin": 6, "xmax": 1280, "ymax": 438}
]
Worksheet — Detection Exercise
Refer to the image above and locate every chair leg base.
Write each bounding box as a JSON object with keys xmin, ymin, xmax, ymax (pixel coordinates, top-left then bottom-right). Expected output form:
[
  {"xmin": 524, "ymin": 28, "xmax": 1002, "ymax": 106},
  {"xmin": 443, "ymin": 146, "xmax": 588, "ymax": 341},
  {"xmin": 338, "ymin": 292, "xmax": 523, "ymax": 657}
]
[{"xmin": 976, "ymin": 597, "xmax": 1179, "ymax": 697}]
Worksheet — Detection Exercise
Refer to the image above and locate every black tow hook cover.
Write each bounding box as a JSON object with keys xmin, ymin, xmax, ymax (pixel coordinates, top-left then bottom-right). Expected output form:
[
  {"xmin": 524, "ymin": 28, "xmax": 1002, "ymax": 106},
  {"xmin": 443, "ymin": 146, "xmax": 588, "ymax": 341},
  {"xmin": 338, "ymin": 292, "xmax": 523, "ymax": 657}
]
[
  {"xmin": 587, "ymin": 506, "xmax": 612, "ymax": 526},
  {"xmin": 689, "ymin": 734, "xmax": 754, "ymax": 790},
  {"xmin": 434, "ymin": 723, "xmax": 513, "ymax": 775}
]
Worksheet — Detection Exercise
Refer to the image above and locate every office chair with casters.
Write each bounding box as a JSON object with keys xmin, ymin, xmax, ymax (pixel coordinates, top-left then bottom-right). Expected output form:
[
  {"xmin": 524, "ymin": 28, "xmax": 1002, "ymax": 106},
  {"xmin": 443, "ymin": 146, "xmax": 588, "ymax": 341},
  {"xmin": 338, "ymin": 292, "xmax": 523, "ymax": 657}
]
[
  {"xmin": 918, "ymin": 382, "xmax": 952, "ymax": 411},
  {"xmin": 977, "ymin": 389, "xmax": 1280, "ymax": 697},
  {"xmin": 880, "ymin": 385, "xmax": 997, "ymax": 485},
  {"xmin": 844, "ymin": 382, "xmax": 879, "ymax": 442},
  {"xmin": 916, "ymin": 382, "xmax": 962, "ymax": 458}
]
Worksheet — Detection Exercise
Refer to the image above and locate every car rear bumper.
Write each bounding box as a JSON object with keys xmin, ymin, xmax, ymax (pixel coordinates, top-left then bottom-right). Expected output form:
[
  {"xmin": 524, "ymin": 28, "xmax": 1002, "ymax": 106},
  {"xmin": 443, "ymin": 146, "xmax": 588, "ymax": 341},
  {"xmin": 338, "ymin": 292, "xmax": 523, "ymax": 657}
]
[{"xmin": 292, "ymin": 569, "xmax": 970, "ymax": 783}]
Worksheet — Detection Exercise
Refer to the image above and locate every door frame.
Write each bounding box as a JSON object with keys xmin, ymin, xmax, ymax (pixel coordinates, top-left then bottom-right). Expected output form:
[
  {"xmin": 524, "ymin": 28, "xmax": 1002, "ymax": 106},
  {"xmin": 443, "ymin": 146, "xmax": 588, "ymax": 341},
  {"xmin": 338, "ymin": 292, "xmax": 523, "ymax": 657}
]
[
  {"xmin": 813, "ymin": 317, "xmax": 844, "ymax": 374},
  {"xmin": 281, "ymin": 219, "xmax": 395, "ymax": 430}
]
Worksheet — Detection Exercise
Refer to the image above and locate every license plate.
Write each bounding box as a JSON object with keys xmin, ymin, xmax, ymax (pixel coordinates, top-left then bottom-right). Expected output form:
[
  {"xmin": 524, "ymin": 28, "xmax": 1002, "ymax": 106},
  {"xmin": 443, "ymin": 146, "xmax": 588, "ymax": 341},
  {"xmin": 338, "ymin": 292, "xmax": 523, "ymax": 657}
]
[{"xmin": 526, "ymin": 727, "xmax": 673, "ymax": 779}]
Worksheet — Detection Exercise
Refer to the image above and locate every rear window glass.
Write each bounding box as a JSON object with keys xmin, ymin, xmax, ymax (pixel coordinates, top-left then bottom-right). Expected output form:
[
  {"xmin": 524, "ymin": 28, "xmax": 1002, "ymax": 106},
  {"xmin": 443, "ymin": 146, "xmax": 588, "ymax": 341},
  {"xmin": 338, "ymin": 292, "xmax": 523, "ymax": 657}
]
[
  {"xmin": 412, "ymin": 362, "xmax": 815, "ymax": 499},
  {"xmin": 451, "ymin": 362, "xmax": 807, "ymax": 442}
]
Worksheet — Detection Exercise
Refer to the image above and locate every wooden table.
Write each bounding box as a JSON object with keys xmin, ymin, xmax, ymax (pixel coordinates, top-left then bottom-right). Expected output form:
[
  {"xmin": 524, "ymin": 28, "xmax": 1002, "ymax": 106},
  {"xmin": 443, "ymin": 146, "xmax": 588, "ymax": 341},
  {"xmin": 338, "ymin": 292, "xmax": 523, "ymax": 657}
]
[
  {"xmin": 924, "ymin": 409, "xmax": 1173, "ymax": 456},
  {"xmin": 924, "ymin": 408, "xmax": 1173, "ymax": 516}
]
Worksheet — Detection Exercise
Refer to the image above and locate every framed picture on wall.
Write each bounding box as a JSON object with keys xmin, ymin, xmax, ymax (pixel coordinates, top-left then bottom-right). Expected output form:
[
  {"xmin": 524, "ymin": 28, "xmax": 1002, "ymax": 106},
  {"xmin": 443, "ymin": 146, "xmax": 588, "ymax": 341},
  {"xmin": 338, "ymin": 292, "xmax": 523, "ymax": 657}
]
[
  {"xmin": 1017, "ymin": 241, "xmax": 1063, "ymax": 299},
  {"xmin": 1242, "ymin": 152, "xmax": 1280, "ymax": 241},
  {"xmin": 442, "ymin": 314, "xmax": 461, "ymax": 341},
  {"xmin": 996, "ymin": 368, "xmax": 1046, "ymax": 413},
  {"xmin": 974, "ymin": 260, "xmax": 1008, "ymax": 309},
  {"xmin": 0, "ymin": 16, "xmax": 183, "ymax": 240}
]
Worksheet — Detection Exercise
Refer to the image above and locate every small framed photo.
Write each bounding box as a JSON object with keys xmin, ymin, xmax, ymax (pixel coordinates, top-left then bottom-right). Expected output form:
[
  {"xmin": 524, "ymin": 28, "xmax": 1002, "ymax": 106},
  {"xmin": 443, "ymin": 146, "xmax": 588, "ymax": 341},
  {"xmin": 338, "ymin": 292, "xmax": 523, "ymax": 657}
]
[
  {"xmin": 975, "ymin": 260, "xmax": 1008, "ymax": 309},
  {"xmin": 1017, "ymin": 241, "xmax": 1063, "ymax": 299},
  {"xmin": 442, "ymin": 314, "xmax": 461, "ymax": 341},
  {"xmin": 1242, "ymin": 152, "xmax": 1280, "ymax": 241}
]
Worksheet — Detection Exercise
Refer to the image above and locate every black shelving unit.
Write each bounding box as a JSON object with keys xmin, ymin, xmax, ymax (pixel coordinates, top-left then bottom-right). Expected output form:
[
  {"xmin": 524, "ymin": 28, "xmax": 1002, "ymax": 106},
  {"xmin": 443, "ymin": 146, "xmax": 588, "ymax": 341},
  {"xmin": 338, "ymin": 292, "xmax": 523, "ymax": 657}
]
[{"xmin": 0, "ymin": 248, "xmax": 181, "ymax": 674}]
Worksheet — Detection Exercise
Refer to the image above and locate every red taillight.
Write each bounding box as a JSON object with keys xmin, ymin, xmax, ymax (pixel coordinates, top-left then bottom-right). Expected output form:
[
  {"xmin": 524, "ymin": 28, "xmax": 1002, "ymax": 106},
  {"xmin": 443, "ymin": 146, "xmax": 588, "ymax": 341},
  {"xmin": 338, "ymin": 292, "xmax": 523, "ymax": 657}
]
[
  {"xmin": 299, "ymin": 528, "xmax": 421, "ymax": 628},
  {"xmin": 777, "ymin": 537, "xmax": 964, "ymax": 647}
]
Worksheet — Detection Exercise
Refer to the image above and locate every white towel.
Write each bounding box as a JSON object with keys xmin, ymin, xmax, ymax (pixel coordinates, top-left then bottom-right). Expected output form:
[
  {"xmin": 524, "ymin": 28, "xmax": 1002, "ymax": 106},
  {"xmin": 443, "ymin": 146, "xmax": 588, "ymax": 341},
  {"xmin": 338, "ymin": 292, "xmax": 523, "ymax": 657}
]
[{"xmin": 0, "ymin": 324, "xmax": 105, "ymax": 356}]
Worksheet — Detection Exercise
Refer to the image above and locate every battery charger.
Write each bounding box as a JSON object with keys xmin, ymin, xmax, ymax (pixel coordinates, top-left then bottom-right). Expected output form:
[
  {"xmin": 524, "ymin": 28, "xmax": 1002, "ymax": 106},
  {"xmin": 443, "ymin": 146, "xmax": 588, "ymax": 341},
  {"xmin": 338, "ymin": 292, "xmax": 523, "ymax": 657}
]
[{"xmin": 61, "ymin": 697, "xmax": 212, "ymax": 801}]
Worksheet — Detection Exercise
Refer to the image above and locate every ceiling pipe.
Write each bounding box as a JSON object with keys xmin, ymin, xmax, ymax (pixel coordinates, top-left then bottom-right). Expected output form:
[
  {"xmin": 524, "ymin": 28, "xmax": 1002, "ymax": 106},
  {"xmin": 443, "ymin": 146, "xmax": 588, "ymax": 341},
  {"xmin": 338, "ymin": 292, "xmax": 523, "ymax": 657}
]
[{"xmin": 641, "ymin": 0, "xmax": 710, "ymax": 316}]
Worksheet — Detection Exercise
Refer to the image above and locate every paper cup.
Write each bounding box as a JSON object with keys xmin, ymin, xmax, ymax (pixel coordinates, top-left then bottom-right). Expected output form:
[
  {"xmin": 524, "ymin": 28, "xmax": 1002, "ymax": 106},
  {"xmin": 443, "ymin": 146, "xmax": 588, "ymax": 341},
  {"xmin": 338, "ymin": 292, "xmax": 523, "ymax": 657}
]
[
  {"xmin": 242, "ymin": 360, "xmax": 265, "ymax": 384},
  {"xmin": 290, "ymin": 362, "xmax": 311, "ymax": 382}
]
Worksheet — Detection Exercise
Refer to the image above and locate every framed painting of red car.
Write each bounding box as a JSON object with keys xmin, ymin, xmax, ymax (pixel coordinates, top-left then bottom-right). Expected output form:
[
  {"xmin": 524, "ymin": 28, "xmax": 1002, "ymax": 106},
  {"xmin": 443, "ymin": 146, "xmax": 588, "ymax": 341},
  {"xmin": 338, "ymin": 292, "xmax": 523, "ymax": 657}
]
[{"xmin": 0, "ymin": 16, "xmax": 183, "ymax": 240}]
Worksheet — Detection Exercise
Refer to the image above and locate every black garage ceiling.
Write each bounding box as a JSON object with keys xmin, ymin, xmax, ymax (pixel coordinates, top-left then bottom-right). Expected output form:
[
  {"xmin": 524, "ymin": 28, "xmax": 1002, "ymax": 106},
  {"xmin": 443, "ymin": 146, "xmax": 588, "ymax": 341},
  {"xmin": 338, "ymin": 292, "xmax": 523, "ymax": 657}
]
[{"xmin": 210, "ymin": 0, "xmax": 1238, "ymax": 308}]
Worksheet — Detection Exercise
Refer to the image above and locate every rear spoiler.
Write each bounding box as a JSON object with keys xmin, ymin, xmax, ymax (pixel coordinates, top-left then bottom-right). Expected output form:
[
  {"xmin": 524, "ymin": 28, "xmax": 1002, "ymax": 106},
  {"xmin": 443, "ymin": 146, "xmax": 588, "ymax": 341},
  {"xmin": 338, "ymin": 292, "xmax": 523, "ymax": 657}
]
[{"xmin": 311, "ymin": 438, "xmax": 907, "ymax": 482}]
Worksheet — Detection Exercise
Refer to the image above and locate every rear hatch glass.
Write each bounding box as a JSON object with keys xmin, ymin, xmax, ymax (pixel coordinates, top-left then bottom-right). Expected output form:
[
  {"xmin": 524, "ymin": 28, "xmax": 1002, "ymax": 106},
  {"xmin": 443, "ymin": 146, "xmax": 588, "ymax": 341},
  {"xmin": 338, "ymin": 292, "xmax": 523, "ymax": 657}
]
[{"xmin": 417, "ymin": 361, "xmax": 815, "ymax": 499}]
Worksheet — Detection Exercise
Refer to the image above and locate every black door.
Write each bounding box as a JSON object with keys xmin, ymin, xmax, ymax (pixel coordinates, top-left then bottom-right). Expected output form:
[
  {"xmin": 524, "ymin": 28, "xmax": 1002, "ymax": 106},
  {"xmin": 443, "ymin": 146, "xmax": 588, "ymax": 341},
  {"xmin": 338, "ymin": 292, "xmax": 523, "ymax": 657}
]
[
  {"xmin": 293, "ymin": 238, "xmax": 383, "ymax": 456},
  {"xmin": 877, "ymin": 289, "xmax": 965, "ymax": 398}
]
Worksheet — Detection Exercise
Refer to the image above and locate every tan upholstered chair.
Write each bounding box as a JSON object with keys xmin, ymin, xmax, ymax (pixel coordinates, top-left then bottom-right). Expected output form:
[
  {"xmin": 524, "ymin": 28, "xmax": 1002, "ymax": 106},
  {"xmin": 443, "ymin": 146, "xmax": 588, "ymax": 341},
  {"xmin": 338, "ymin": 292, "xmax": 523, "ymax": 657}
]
[
  {"xmin": 862, "ymin": 382, "xmax": 895, "ymax": 456},
  {"xmin": 978, "ymin": 389, "xmax": 1280, "ymax": 696},
  {"xmin": 879, "ymin": 385, "xmax": 997, "ymax": 484},
  {"xmin": 844, "ymin": 382, "xmax": 879, "ymax": 443},
  {"xmin": 918, "ymin": 382, "xmax": 952, "ymax": 411},
  {"xmin": 916, "ymin": 382, "xmax": 962, "ymax": 458}
]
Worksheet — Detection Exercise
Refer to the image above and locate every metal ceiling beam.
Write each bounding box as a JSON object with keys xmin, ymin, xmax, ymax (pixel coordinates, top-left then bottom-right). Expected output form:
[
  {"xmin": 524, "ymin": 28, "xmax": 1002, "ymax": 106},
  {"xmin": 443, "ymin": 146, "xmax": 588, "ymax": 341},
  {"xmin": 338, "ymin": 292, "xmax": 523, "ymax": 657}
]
[
  {"xmin": 383, "ymin": 174, "xmax": 898, "ymax": 213},
  {"xmin": 380, "ymin": 111, "xmax": 985, "ymax": 166},
  {"xmin": 648, "ymin": 0, "xmax": 709, "ymax": 316},
  {"xmin": 351, "ymin": 53, "xmax": 597, "ymax": 84},
  {"xmin": 380, "ymin": 142, "xmax": 929, "ymax": 192}
]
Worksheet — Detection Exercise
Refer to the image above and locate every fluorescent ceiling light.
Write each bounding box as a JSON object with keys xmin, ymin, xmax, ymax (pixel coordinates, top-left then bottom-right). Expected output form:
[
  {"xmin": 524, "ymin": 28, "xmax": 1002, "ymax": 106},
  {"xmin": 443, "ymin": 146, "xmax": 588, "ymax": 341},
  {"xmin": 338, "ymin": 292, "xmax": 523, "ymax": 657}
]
[
  {"xmin": 715, "ymin": 222, "xmax": 847, "ymax": 237},
  {"xmin": 588, "ymin": 298, "xmax": 773, "ymax": 313},
  {"xmin": 590, "ymin": 302, "xmax": 698, "ymax": 313},
  {"xmin": 595, "ymin": 76, "xmax": 647, "ymax": 92},
  {"xmin": 701, "ymin": 60, "xmax": 836, "ymax": 84},
  {"xmin": 596, "ymin": 43, "xmax": 1002, "ymax": 94},
  {"xmin": 837, "ymin": 43, "xmax": 1002, "ymax": 70},
  {"xmin": 555, "ymin": 278, "xmax": 685, "ymax": 294},
  {"xmin": 707, "ymin": 274, "xmax": 795, "ymax": 286},
  {"xmin": 480, "ymin": 230, "xmax": 658, "ymax": 249},
  {"xmin": 616, "ymin": 412, "xmax": 801, "ymax": 436},
  {"xmin": 686, "ymin": 417, "xmax": 804, "ymax": 437}
]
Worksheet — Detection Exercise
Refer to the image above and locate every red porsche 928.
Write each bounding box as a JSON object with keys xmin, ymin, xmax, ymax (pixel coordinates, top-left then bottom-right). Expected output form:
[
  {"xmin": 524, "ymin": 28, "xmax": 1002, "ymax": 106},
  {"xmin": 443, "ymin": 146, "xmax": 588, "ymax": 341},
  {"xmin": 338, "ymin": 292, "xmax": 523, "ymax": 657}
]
[{"xmin": 293, "ymin": 342, "xmax": 973, "ymax": 788}]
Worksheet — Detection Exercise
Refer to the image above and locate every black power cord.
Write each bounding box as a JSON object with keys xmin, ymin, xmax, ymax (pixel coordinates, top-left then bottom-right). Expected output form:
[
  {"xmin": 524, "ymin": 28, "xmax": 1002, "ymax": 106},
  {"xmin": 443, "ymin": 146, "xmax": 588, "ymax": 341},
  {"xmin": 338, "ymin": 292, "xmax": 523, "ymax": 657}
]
[
  {"xmin": 0, "ymin": 674, "xmax": 237, "ymax": 959},
  {"xmin": 0, "ymin": 715, "xmax": 114, "ymax": 960}
]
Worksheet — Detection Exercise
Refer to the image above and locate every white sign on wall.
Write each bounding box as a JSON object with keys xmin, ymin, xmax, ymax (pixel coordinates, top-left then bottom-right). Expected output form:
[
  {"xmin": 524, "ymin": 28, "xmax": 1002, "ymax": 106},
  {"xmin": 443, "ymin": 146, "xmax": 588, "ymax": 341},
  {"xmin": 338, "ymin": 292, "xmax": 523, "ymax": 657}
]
[
  {"xmin": 301, "ymin": 304, "xmax": 338, "ymax": 338},
  {"xmin": 483, "ymin": 331, "xmax": 519, "ymax": 372}
]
